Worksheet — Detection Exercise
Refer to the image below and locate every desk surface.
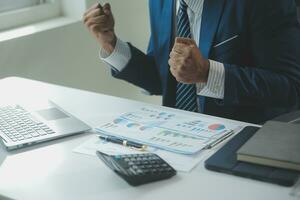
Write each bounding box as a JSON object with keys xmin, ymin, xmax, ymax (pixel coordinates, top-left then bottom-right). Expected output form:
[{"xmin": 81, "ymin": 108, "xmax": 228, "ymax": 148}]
[{"xmin": 0, "ymin": 77, "xmax": 298, "ymax": 200}]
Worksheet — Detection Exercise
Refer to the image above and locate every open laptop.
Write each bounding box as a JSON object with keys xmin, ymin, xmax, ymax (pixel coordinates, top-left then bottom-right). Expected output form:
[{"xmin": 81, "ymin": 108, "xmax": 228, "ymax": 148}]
[{"xmin": 0, "ymin": 100, "xmax": 91, "ymax": 150}]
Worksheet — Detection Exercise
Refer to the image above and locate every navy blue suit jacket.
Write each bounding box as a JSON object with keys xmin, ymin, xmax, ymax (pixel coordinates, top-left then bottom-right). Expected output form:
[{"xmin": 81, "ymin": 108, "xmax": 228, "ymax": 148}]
[{"xmin": 112, "ymin": 0, "xmax": 300, "ymax": 124}]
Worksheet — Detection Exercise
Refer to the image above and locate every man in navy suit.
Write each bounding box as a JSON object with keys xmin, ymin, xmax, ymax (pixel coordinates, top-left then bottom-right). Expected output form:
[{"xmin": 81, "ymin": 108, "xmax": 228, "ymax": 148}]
[{"xmin": 84, "ymin": 0, "xmax": 300, "ymax": 124}]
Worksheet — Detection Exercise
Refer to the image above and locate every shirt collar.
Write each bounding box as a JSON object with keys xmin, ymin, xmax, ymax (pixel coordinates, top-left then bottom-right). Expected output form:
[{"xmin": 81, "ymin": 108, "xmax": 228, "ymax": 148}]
[{"xmin": 183, "ymin": 0, "xmax": 204, "ymax": 14}]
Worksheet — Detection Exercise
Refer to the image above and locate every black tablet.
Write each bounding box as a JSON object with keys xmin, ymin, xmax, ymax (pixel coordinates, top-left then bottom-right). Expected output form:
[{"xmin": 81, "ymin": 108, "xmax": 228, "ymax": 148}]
[{"xmin": 204, "ymin": 126, "xmax": 299, "ymax": 187}]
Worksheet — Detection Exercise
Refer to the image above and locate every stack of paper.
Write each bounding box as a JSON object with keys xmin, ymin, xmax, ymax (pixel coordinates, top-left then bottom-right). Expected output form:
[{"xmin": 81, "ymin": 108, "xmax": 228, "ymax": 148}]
[{"xmin": 73, "ymin": 106, "xmax": 242, "ymax": 172}]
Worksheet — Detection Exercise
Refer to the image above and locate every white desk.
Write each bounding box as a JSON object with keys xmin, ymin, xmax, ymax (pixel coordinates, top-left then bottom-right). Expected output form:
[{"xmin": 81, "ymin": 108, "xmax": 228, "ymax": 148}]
[{"xmin": 0, "ymin": 77, "xmax": 298, "ymax": 200}]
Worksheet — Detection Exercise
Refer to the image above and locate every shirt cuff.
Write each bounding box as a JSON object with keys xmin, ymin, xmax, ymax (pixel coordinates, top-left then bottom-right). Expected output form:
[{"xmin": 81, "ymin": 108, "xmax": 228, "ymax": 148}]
[
  {"xmin": 196, "ymin": 60, "xmax": 225, "ymax": 99},
  {"xmin": 99, "ymin": 38, "xmax": 131, "ymax": 72}
]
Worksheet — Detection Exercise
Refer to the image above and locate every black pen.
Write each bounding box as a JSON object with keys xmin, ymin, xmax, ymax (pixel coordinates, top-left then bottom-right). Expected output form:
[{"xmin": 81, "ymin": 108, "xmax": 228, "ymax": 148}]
[
  {"xmin": 97, "ymin": 1, "xmax": 105, "ymax": 15},
  {"xmin": 97, "ymin": 1, "xmax": 102, "ymax": 9},
  {"xmin": 99, "ymin": 135, "xmax": 147, "ymax": 151}
]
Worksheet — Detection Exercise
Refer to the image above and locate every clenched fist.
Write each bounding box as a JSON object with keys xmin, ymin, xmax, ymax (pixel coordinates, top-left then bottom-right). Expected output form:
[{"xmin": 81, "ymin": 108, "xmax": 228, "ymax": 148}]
[
  {"xmin": 83, "ymin": 3, "xmax": 116, "ymax": 54},
  {"xmin": 169, "ymin": 37, "xmax": 210, "ymax": 84}
]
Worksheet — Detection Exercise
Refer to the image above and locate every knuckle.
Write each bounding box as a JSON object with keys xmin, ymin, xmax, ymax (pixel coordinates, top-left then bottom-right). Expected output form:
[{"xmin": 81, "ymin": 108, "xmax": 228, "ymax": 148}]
[
  {"xmin": 168, "ymin": 59, "xmax": 173, "ymax": 67},
  {"xmin": 91, "ymin": 25, "xmax": 97, "ymax": 31},
  {"xmin": 170, "ymin": 68, "xmax": 177, "ymax": 77},
  {"xmin": 85, "ymin": 20, "xmax": 91, "ymax": 27},
  {"xmin": 170, "ymin": 51, "xmax": 175, "ymax": 58},
  {"xmin": 87, "ymin": 21, "xmax": 95, "ymax": 27}
]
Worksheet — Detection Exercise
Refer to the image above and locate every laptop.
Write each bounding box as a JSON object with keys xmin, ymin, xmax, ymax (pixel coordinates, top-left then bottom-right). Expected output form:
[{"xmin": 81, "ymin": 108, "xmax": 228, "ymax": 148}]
[{"xmin": 0, "ymin": 100, "xmax": 91, "ymax": 150}]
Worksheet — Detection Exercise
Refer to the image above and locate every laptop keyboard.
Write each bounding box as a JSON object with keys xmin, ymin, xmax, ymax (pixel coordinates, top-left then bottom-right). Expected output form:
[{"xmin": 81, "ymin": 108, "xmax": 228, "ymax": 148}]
[{"xmin": 0, "ymin": 105, "xmax": 55, "ymax": 142}]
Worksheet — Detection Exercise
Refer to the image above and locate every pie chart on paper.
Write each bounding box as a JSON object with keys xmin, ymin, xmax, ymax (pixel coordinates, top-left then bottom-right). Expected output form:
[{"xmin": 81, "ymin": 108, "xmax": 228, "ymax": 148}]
[{"xmin": 208, "ymin": 124, "xmax": 226, "ymax": 131}]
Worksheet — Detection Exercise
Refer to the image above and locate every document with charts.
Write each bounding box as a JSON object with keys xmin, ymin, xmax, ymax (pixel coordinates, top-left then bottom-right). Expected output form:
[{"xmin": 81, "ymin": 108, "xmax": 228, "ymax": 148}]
[{"xmin": 95, "ymin": 107, "xmax": 240, "ymax": 155}]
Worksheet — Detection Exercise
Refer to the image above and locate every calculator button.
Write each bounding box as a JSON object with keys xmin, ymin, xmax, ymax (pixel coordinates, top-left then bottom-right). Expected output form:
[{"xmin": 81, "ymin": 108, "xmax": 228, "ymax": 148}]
[
  {"xmin": 132, "ymin": 165, "xmax": 138, "ymax": 170},
  {"xmin": 147, "ymin": 165, "xmax": 153, "ymax": 169},
  {"xmin": 166, "ymin": 167, "xmax": 173, "ymax": 171},
  {"xmin": 114, "ymin": 155, "xmax": 122, "ymax": 160},
  {"xmin": 158, "ymin": 168, "xmax": 164, "ymax": 172},
  {"xmin": 128, "ymin": 161, "xmax": 134, "ymax": 166},
  {"xmin": 121, "ymin": 155, "xmax": 129, "ymax": 159},
  {"xmin": 134, "ymin": 161, "xmax": 141, "ymax": 165},
  {"xmin": 129, "ymin": 168, "xmax": 137, "ymax": 175}
]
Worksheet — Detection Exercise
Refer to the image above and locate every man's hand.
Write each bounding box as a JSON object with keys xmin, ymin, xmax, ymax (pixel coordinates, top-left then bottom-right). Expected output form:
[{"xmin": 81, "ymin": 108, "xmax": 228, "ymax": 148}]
[
  {"xmin": 168, "ymin": 37, "xmax": 210, "ymax": 84},
  {"xmin": 83, "ymin": 3, "xmax": 116, "ymax": 54}
]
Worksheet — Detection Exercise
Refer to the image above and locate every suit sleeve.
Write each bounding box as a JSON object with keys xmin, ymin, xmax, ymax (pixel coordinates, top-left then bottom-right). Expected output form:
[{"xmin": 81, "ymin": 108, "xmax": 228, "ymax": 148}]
[
  {"xmin": 219, "ymin": 0, "xmax": 300, "ymax": 108},
  {"xmin": 111, "ymin": 36, "xmax": 163, "ymax": 95}
]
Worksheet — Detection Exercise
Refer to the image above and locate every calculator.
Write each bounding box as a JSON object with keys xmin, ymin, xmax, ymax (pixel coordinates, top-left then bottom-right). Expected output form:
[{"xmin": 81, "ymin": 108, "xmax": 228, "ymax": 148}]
[{"xmin": 96, "ymin": 151, "xmax": 177, "ymax": 186}]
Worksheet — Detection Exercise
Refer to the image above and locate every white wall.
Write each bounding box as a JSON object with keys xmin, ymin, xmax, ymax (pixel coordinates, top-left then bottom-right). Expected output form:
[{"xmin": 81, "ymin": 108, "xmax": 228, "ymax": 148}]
[{"xmin": 0, "ymin": 0, "xmax": 161, "ymax": 105}]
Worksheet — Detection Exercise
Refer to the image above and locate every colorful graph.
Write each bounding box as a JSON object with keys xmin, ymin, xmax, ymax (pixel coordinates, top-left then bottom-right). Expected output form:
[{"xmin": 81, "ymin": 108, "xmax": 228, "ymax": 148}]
[
  {"xmin": 96, "ymin": 106, "xmax": 238, "ymax": 154},
  {"xmin": 208, "ymin": 124, "xmax": 225, "ymax": 131},
  {"xmin": 113, "ymin": 118, "xmax": 127, "ymax": 124},
  {"xmin": 140, "ymin": 126, "xmax": 152, "ymax": 131},
  {"xmin": 149, "ymin": 137, "xmax": 193, "ymax": 148},
  {"xmin": 126, "ymin": 123, "xmax": 140, "ymax": 128},
  {"xmin": 157, "ymin": 130, "xmax": 202, "ymax": 140},
  {"xmin": 140, "ymin": 107, "xmax": 175, "ymax": 120}
]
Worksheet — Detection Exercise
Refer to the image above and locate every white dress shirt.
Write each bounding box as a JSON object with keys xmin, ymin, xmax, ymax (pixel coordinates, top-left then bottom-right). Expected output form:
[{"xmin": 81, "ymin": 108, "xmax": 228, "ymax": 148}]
[{"xmin": 100, "ymin": 0, "xmax": 225, "ymax": 99}]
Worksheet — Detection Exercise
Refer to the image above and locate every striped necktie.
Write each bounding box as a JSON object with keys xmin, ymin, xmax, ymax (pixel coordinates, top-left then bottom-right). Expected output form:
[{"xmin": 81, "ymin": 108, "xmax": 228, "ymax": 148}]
[{"xmin": 175, "ymin": 0, "xmax": 198, "ymax": 112}]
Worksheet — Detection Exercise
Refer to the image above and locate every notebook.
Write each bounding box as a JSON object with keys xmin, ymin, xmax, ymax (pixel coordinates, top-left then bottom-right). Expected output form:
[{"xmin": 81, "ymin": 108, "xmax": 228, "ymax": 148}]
[
  {"xmin": 237, "ymin": 121, "xmax": 300, "ymax": 171},
  {"xmin": 205, "ymin": 126, "xmax": 299, "ymax": 187}
]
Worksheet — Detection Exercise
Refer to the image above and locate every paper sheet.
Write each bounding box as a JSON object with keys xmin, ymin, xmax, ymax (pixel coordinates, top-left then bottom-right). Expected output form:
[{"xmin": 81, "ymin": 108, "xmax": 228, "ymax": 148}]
[
  {"xmin": 73, "ymin": 135, "xmax": 208, "ymax": 172},
  {"xmin": 95, "ymin": 107, "xmax": 239, "ymax": 154},
  {"xmin": 290, "ymin": 178, "xmax": 300, "ymax": 197}
]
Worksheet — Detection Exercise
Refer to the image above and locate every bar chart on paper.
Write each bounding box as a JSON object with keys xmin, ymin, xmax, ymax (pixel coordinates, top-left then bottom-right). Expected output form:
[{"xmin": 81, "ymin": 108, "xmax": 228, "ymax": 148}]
[{"xmin": 95, "ymin": 107, "xmax": 240, "ymax": 154}]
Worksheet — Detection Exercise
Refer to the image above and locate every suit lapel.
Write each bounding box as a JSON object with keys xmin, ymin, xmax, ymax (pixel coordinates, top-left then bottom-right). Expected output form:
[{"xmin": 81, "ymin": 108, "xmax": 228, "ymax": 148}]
[
  {"xmin": 161, "ymin": 0, "xmax": 175, "ymax": 78},
  {"xmin": 198, "ymin": 0, "xmax": 226, "ymax": 113},
  {"xmin": 200, "ymin": 0, "xmax": 226, "ymax": 58},
  {"xmin": 162, "ymin": 0, "xmax": 178, "ymax": 107}
]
